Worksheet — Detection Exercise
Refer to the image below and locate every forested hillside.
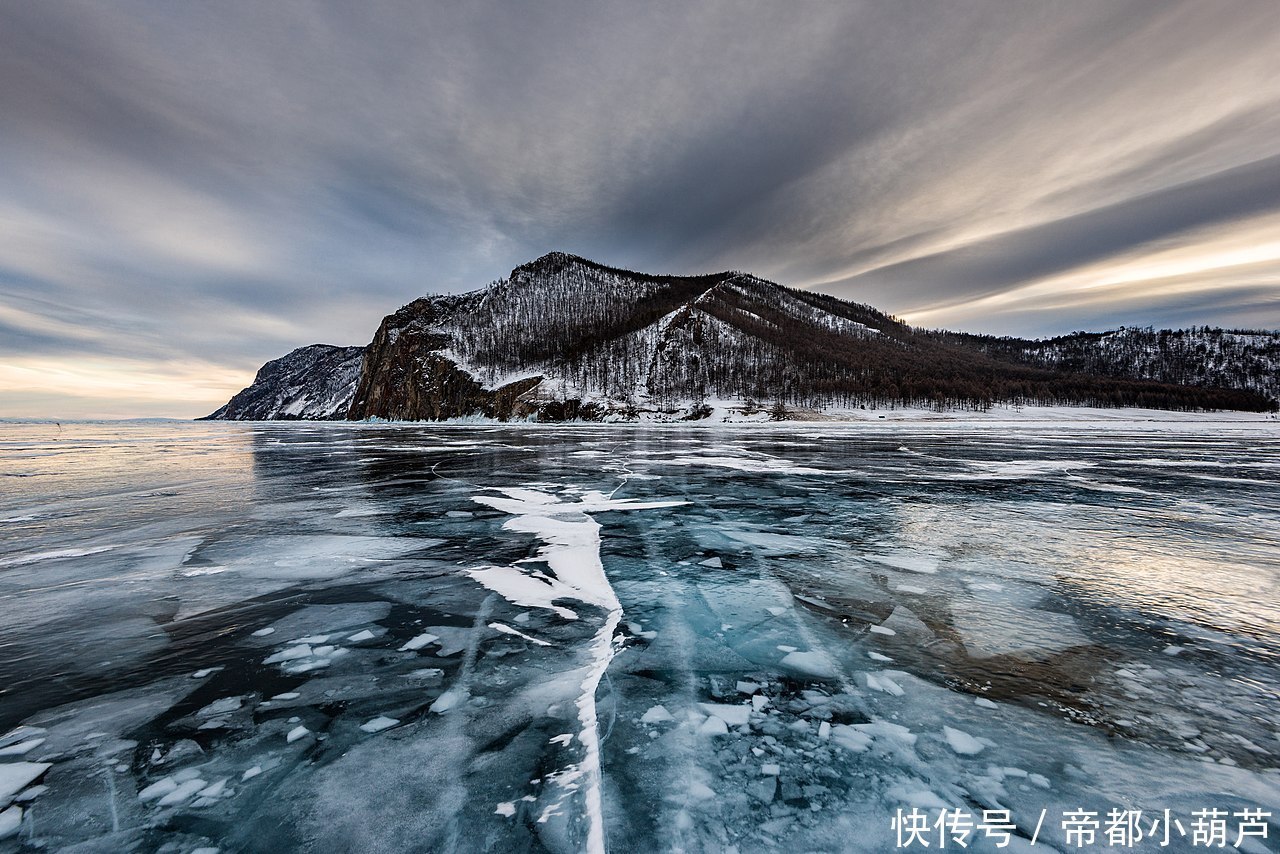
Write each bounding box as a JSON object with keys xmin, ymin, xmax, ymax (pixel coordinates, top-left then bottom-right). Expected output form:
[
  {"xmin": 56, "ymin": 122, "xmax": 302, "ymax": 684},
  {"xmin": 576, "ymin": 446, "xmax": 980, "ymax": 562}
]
[{"xmin": 207, "ymin": 253, "xmax": 1278, "ymax": 421}]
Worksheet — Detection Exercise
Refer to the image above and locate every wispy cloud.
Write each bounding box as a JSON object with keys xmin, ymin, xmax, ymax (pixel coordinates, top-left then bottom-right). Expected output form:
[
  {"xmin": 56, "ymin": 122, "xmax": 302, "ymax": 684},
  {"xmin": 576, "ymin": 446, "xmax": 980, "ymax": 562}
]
[{"xmin": 1, "ymin": 0, "xmax": 1278, "ymax": 416}]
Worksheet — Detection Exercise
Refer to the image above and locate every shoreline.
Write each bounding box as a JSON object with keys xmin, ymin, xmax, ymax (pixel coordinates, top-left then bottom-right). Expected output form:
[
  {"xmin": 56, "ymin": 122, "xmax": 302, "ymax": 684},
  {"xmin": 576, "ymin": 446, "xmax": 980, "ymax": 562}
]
[{"xmin": 3, "ymin": 404, "xmax": 1278, "ymax": 428}]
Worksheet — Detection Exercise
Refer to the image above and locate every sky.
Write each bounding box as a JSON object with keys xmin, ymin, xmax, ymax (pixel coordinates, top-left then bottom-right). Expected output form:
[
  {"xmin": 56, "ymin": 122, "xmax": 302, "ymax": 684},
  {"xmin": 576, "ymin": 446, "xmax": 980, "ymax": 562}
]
[{"xmin": 2, "ymin": 1, "xmax": 1279, "ymax": 418}]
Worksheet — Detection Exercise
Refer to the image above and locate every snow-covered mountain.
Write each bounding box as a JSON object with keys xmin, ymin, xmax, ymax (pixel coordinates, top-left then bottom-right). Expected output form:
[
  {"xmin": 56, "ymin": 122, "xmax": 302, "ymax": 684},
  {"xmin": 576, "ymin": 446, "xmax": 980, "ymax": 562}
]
[
  {"xmin": 206, "ymin": 253, "xmax": 1278, "ymax": 421},
  {"xmin": 205, "ymin": 344, "xmax": 365, "ymax": 420}
]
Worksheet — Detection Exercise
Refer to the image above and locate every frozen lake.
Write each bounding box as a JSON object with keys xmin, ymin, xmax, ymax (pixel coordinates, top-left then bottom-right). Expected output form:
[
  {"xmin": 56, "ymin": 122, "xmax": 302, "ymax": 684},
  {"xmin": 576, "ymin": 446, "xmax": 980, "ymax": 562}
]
[{"xmin": 1, "ymin": 420, "xmax": 1278, "ymax": 852}]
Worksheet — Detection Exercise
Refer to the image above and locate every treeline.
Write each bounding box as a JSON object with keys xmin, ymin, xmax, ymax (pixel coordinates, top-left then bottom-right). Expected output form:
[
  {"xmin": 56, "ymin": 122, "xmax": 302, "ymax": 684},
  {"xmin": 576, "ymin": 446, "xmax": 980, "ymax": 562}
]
[
  {"xmin": 926, "ymin": 326, "xmax": 1280, "ymax": 406},
  {"xmin": 633, "ymin": 280, "xmax": 1272, "ymax": 412}
]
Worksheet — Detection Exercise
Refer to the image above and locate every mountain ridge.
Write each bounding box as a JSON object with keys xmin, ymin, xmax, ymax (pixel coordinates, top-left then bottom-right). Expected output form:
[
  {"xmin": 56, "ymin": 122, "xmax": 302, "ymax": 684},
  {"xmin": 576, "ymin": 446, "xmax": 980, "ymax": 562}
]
[{"xmin": 203, "ymin": 253, "xmax": 1279, "ymax": 421}]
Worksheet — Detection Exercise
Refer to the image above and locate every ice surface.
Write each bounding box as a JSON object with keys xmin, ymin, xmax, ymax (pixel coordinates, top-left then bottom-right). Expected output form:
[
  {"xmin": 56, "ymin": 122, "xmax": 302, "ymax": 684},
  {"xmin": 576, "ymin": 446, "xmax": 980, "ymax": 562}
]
[
  {"xmin": 868, "ymin": 553, "xmax": 938, "ymax": 574},
  {"xmin": 0, "ymin": 544, "xmax": 121, "ymax": 568},
  {"xmin": 3, "ymin": 421, "xmax": 1278, "ymax": 853},
  {"xmin": 949, "ymin": 584, "xmax": 1088, "ymax": 658}
]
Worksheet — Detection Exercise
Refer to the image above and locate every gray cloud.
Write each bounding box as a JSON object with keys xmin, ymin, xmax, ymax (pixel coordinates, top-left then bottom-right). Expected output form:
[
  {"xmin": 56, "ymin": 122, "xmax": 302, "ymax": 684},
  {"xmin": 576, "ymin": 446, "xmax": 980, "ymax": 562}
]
[
  {"xmin": 1, "ymin": 0, "xmax": 1279, "ymax": 415},
  {"xmin": 835, "ymin": 152, "xmax": 1280, "ymax": 312}
]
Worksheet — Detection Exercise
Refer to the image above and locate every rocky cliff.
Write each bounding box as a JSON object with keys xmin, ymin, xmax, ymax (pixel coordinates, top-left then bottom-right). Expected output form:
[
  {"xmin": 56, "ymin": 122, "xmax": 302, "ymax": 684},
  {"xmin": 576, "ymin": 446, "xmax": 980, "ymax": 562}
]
[{"xmin": 203, "ymin": 344, "xmax": 364, "ymax": 420}]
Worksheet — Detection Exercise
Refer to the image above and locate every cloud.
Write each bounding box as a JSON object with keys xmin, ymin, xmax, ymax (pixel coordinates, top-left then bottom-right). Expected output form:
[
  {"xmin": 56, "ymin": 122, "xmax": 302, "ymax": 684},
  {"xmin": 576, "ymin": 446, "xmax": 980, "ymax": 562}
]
[{"xmin": 0, "ymin": 0, "xmax": 1278, "ymax": 416}]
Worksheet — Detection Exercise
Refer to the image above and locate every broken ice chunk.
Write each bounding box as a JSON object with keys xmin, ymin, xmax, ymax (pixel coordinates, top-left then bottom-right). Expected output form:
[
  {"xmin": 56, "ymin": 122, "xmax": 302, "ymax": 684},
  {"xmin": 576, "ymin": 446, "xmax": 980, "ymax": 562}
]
[
  {"xmin": 942, "ymin": 726, "xmax": 984, "ymax": 755},
  {"xmin": 698, "ymin": 556, "xmax": 723, "ymax": 568},
  {"xmin": 286, "ymin": 725, "xmax": 310, "ymax": 743},
  {"xmin": 688, "ymin": 781, "xmax": 716, "ymax": 800},
  {"xmin": 347, "ymin": 629, "xmax": 376, "ymax": 642},
  {"xmin": 867, "ymin": 651, "xmax": 892, "ymax": 662},
  {"xmin": 264, "ymin": 645, "xmax": 312, "ymax": 664},
  {"xmin": 197, "ymin": 779, "xmax": 228, "ymax": 798},
  {"xmin": 752, "ymin": 695, "xmax": 769, "ymax": 712},
  {"xmin": 241, "ymin": 766, "xmax": 263, "ymax": 781},
  {"xmin": 851, "ymin": 720, "xmax": 917, "ymax": 746},
  {"xmin": 760, "ymin": 764, "xmax": 780, "ymax": 776},
  {"xmin": 736, "ymin": 681, "xmax": 762, "ymax": 695},
  {"xmin": 868, "ymin": 554, "xmax": 938, "ymax": 574},
  {"xmin": 640, "ymin": 705, "xmax": 674, "ymax": 724},
  {"xmin": 974, "ymin": 697, "xmax": 998, "ymax": 710},
  {"xmin": 869, "ymin": 625, "xmax": 896, "ymax": 636},
  {"xmin": 780, "ymin": 650, "xmax": 837, "ymax": 678},
  {"xmin": 0, "ymin": 727, "xmax": 45, "ymax": 750},
  {"xmin": 698, "ymin": 716, "xmax": 730, "ymax": 736},
  {"xmin": 157, "ymin": 778, "xmax": 206, "ymax": 806},
  {"xmin": 765, "ymin": 606, "xmax": 786, "ymax": 616},
  {"xmin": 138, "ymin": 777, "xmax": 177, "ymax": 802},
  {"xmin": 399, "ymin": 632, "xmax": 440, "ymax": 652},
  {"xmin": 495, "ymin": 801, "xmax": 516, "ymax": 817},
  {"xmin": 0, "ymin": 806, "xmax": 22, "ymax": 840},
  {"xmin": 697, "ymin": 703, "xmax": 751, "ymax": 727},
  {"xmin": 191, "ymin": 667, "xmax": 221, "ymax": 679},
  {"xmin": 430, "ymin": 688, "xmax": 465, "ymax": 713},
  {"xmin": 196, "ymin": 697, "xmax": 242, "ymax": 717},
  {"xmin": 402, "ymin": 668, "xmax": 444, "ymax": 681},
  {"xmin": 0, "ymin": 762, "xmax": 50, "ymax": 803},
  {"xmin": 887, "ymin": 784, "xmax": 947, "ymax": 810},
  {"xmin": 0, "ymin": 738, "xmax": 44, "ymax": 757},
  {"xmin": 251, "ymin": 627, "xmax": 275, "ymax": 637},
  {"xmin": 14, "ymin": 785, "xmax": 46, "ymax": 803},
  {"xmin": 830, "ymin": 725, "xmax": 873, "ymax": 753},
  {"xmin": 359, "ymin": 716, "xmax": 399, "ymax": 734},
  {"xmin": 865, "ymin": 672, "xmax": 905, "ymax": 696}
]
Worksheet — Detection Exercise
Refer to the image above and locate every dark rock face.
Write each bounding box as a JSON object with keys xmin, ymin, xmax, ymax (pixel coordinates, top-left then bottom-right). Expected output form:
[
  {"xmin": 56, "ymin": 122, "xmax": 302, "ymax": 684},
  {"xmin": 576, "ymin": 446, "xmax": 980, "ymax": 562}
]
[
  {"xmin": 201, "ymin": 344, "xmax": 365, "ymax": 420},
  {"xmin": 205, "ymin": 252, "xmax": 1279, "ymax": 422},
  {"xmin": 344, "ymin": 296, "xmax": 544, "ymax": 421}
]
